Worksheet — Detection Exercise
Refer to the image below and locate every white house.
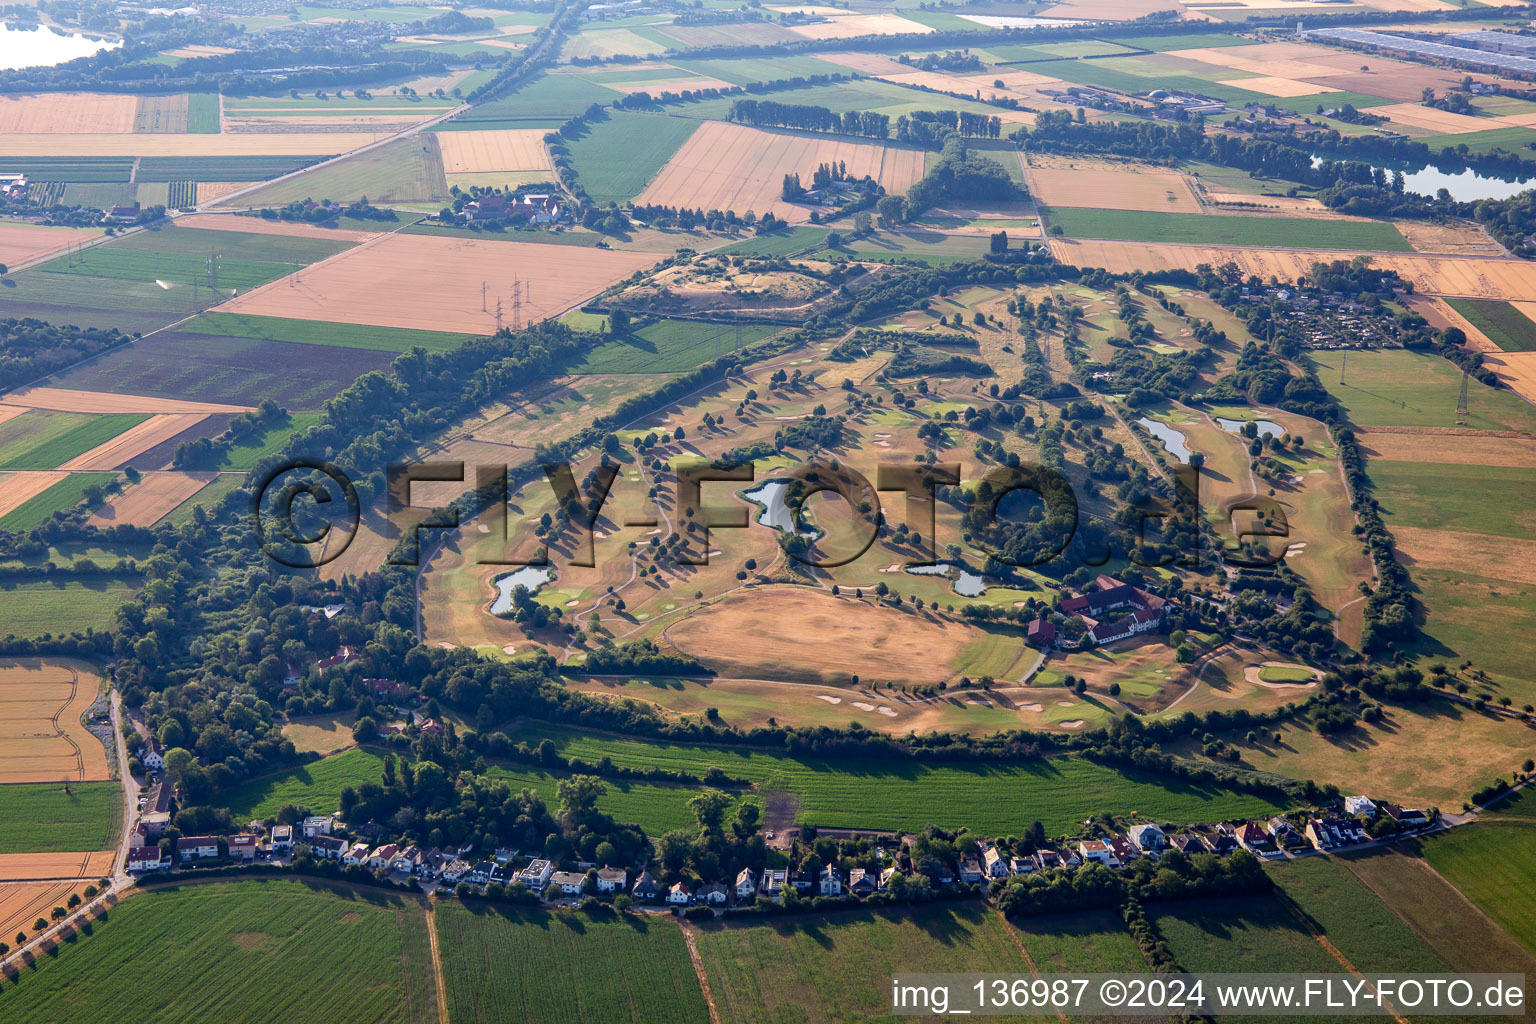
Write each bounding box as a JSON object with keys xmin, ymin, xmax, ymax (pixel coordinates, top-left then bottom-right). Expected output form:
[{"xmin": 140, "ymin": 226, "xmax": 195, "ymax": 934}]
[
  {"xmin": 819, "ymin": 864, "xmax": 842, "ymax": 896},
  {"xmin": 301, "ymin": 816, "xmax": 333, "ymax": 838},
  {"xmin": 393, "ymin": 846, "xmax": 422, "ymax": 874},
  {"xmin": 177, "ymin": 836, "xmax": 219, "ymax": 861},
  {"xmin": 735, "ymin": 868, "xmax": 757, "ymax": 901},
  {"xmin": 596, "ymin": 867, "xmax": 627, "ymax": 893},
  {"xmin": 1344, "ymin": 795, "xmax": 1377, "ymax": 817},
  {"xmin": 699, "ymin": 882, "xmax": 728, "ymax": 905},
  {"xmin": 1128, "ymin": 824, "xmax": 1165, "ymax": 852},
  {"xmin": 440, "ymin": 859, "xmax": 472, "ymax": 883},
  {"xmin": 128, "ymin": 845, "xmax": 166, "ymax": 872},
  {"xmin": 759, "ymin": 869, "xmax": 787, "ymax": 900},
  {"xmin": 632, "ymin": 870, "xmax": 660, "ymax": 901},
  {"xmin": 269, "ymin": 825, "xmax": 295, "ymax": 852},
  {"xmin": 551, "ymin": 870, "xmax": 586, "ymax": 895},
  {"xmin": 1077, "ymin": 840, "xmax": 1119, "ymax": 867},
  {"xmin": 140, "ymin": 738, "xmax": 165, "ymax": 771},
  {"xmin": 343, "ymin": 842, "xmax": 372, "ymax": 867},
  {"xmin": 368, "ymin": 844, "xmax": 399, "ymax": 870},
  {"xmin": 518, "ymin": 859, "xmax": 554, "ymax": 889},
  {"xmin": 983, "ymin": 846, "xmax": 1011, "ymax": 879},
  {"xmin": 1010, "ymin": 856, "xmax": 1034, "ymax": 875},
  {"xmin": 666, "ymin": 882, "xmax": 691, "ymax": 905}
]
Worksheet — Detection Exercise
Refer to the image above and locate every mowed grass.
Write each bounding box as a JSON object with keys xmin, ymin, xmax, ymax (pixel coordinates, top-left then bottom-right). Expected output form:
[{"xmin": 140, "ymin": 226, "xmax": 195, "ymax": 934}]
[
  {"xmin": 237, "ymin": 136, "xmax": 447, "ymax": 205},
  {"xmin": 693, "ymin": 903, "xmax": 1029, "ymax": 1024},
  {"xmin": 506, "ymin": 725, "xmax": 1292, "ymax": 834},
  {"xmin": 0, "ymin": 781, "xmax": 120, "ymax": 853},
  {"xmin": 1310, "ymin": 349, "xmax": 1536, "ymax": 433},
  {"xmin": 828, "ymin": 229, "xmax": 992, "ymax": 266},
  {"xmin": 0, "ymin": 412, "xmax": 147, "ymax": 471},
  {"xmin": 1048, "ymin": 208, "xmax": 1411, "ymax": 251},
  {"xmin": 0, "ymin": 472, "xmax": 119, "ymax": 531},
  {"xmin": 1371, "ymin": 460, "xmax": 1536, "ymax": 538},
  {"xmin": 40, "ymin": 249, "xmax": 300, "ymax": 292},
  {"xmin": 572, "ymin": 320, "xmax": 778, "ymax": 374},
  {"xmin": 0, "ymin": 879, "xmax": 438, "ymax": 1023},
  {"xmin": 1447, "ymin": 297, "xmax": 1536, "ymax": 352},
  {"xmin": 190, "ymin": 312, "xmax": 476, "ymax": 355},
  {"xmin": 1266, "ymin": 856, "xmax": 1450, "ymax": 972},
  {"xmin": 1420, "ymin": 821, "xmax": 1536, "ymax": 954},
  {"xmin": 567, "ymin": 111, "xmax": 701, "ymax": 203},
  {"xmin": 1257, "ymin": 665, "xmax": 1314, "ymax": 683},
  {"xmin": 187, "ymin": 91, "xmax": 220, "ymax": 133},
  {"xmin": 716, "ymin": 227, "xmax": 831, "ymax": 258},
  {"xmin": 436, "ymin": 902, "xmax": 707, "ymax": 1024},
  {"xmin": 0, "ymin": 579, "xmax": 138, "ymax": 634}
]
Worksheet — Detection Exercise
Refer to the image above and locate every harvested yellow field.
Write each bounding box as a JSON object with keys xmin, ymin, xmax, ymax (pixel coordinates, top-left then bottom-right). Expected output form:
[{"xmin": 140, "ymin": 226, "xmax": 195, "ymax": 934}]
[
  {"xmin": 0, "ymin": 132, "xmax": 390, "ymax": 156},
  {"xmin": 1048, "ymin": 239, "xmax": 1536, "ymax": 299},
  {"xmin": 0, "ymin": 222, "xmax": 100, "ymax": 268},
  {"xmin": 1044, "ymin": 0, "xmax": 1209, "ymax": 18},
  {"xmin": 174, "ymin": 212, "xmax": 379, "ymax": 242},
  {"xmin": 435, "ymin": 129, "xmax": 551, "ymax": 174},
  {"xmin": 0, "ymin": 472, "xmax": 66, "ymax": 519},
  {"xmin": 818, "ymin": 51, "xmax": 911, "ymax": 74},
  {"xmin": 195, "ymin": 182, "xmax": 256, "ymax": 204},
  {"xmin": 0, "ymin": 851, "xmax": 116, "ymax": 882},
  {"xmin": 133, "ymin": 94, "xmax": 188, "ymax": 134},
  {"xmin": 1358, "ymin": 429, "xmax": 1536, "ymax": 468},
  {"xmin": 56, "ymin": 413, "xmax": 205, "ymax": 471},
  {"xmin": 0, "ymin": 92, "xmax": 137, "ymax": 133},
  {"xmin": 221, "ymin": 233, "xmax": 660, "ymax": 334},
  {"xmin": 224, "ymin": 114, "xmax": 431, "ymax": 133},
  {"xmin": 88, "ymin": 471, "xmax": 218, "ymax": 527},
  {"xmin": 1512, "ymin": 300, "xmax": 1536, "ymax": 325},
  {"xmin": 161, "ymin": 44, "xmax": 237, "ymax": 57},
  {"xmin": 1027, "ymin": 156, "xmax": 1201, "ymax": 214},
  {"xmin": 636, "ymin": 120, "xmax": 926, "ymax": 223},
  {"xmin": 1221, "ymin": 75, "xmax": 1338, "ymax": 97},
  {"xmin": 1477, "ymin": 350, "xmax": 1536, "ymax": 405},
  {"xmin": 1394, "ymin": 526, "xmax": 1536, "ymax": 585},
  {"xmin": 1392, "ymin": 219, "xmax": 1504, "ymax": 256},
  {"xmin": 0, "ymin": 659, "xmax": 109, "ymax": 784},
  {"xmin": 0, "ymin": 881, "xmax": 83, "ymax": 942},
  {"xmin": 1370, "ymin": 101, "xmax": 1496, "ymax": 135},
  {"xmin": 0, "ymin": 387, "xmax": 252, "ymax": 415},
  {"xmin": 784, "ymin": 12, "xmax": 933, "ymax": 39}
]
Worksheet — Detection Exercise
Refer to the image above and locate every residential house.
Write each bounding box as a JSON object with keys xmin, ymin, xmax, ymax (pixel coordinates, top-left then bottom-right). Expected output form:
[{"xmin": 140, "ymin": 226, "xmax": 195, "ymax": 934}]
[
  {"xmin": 597, "ymin": 867, "xmax": 627, "ymax": 893},
  {"xmin": 1235, "ymin": 821, "xmax": 1278, "ymax": 856},
  {"xmin": 493, "ymin": 847, "xmax": 519, "ymax": 864},
  {"xmin": 440, "ymin": 859, "xmax": 472, "ymax": 884},
  {"xmin": 848, "ymin": 868, "xmax": 877, "ymax": 897},
  {"xmin": 788, "ymin": 869, "xmax": 814, "ymax": 893},
  {"xmin": 758, "ymin": 869, "xmax": 787, "ymax": 900},
  {"xmin": 1200, "ymin": 826, "xmax": 1238, "ymax": 856},
  {"xmin": 1077, "ymin": 840, "xmax": 1119, "ymax": 867},
  {"xmin": 1106, "ymin": 836, "xmax": 1139, "ymax": 864},
  {"xmin": 392, "ymin": 846, "xmax": 422, "ymax": 874},
  {"xmin": 464, "ymin": 194, "xmax": 510, "ymax": 222},
  {"xmin": 128, "ymin": 846, "xmax": 166, "ymax": 873},
  {"xmin": 819, "ymin": 864, "xmax": 843, "ymax": 896},
  {"xmin": 1010, "ymin": 856, "xmax": 1035, "ymax": 875},
  {"xmin": 468, "ymin": 861, "xmax": 496, "ymax": 886},
  {"xmin": 1169, "ymin": 833, "xmax": 1208, "ymax": 856},
  {"xmin": 1267, "ymin": 818, "xmax": 1305, "ymax": 850},
  {"xmin": 878, "ymin": 866, "xmax": 900, "ymax": 890},
  {"xmin": 518, "ymin": 859, "xmax": 554, "ymax": 889},
  {"xmin": 699, "ymin": 882, "xmax": 728, "ymax": 905},
  {"xmin": 983, "ymin": 846, "xmax": 1011, "ymax": 879},
  {"xmin": 633, "ymin": 870, "xmax": 660, "ymax": 901},
  {"xmin": 735, "ymin": 868, "xmax": 757, "ymax": 901},
  {"xmin": 177, "ymin": 836, "xmax": 219, "ymax": 861},
  {"xmin": 105, "ymin": 202, "xmax": 141, "ymax": 223},
  {"xmin": 269, "ymin": 825, "xmax": 295, "ymax": 853},
  {"xmin": 310, "ymin": 835, "xmax": 347, "ymax": 861},
  {"xmin": 228, "ymin": 834, "xmax": 258, "ymax": 862},
  {"xmin": 316, "ymin": 646, "xmax": 355, "ymax": 670},
  {"xmin": 140, "ymin": 738, "xmax": 165, "ymax": 771},
  {"xmin": 1332, "ymin": 817, "xmax": 1368, "ymax": 844},
  {"xmin": 1344, "ymin": 795, "xmax": 1377, "ymax": 817},
  {"xmin": 301, "ymin": 816, "xmax": 333, "ymax": 839},
  {"xmin": 343, "ymin": 842, "xmax": 372, "ymax": 867},
  {"xmin": 368, "ymin": 844, "xmax": 400, "ymax": 870},
  {"xmin": 551, "ymin": 870, "xmax": 586, "ymax": 895},
  {"xmin": 1381, "ymin": 804, "xmax": 1431, "ymax": 829},
  {"xmin": 365, "ymin": 678, "xmax": 410, "ymax": 701},
  {"xmin": 1034, "ymin": 849, "xmax": 1064, "ymax": 872},
  {"xmin": 420, "ymin": 849, "xmax": 448, "ymax": 878},
  {"xmin": 958, "ymin": 856, "xmax": 984, "ymax": 883},
  {"xmin": 1127, "ymin": 824, "xmax": 1165, "ymax": 852},
  {"xmin": 136, "ymin": 811, "xmax": 171, "ymax": 839},
  {"xmin": 489, "ymin": 863, "xmax": 513, "ymax": 886},
  {"xmin": 666, "ymin": 882, "xmax": 691, "ymax": 905}
]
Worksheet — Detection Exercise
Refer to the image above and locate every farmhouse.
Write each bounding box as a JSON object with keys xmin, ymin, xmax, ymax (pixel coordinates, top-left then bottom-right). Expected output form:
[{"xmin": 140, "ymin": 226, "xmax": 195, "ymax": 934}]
[
  {"xmin": 104, "ymin": 202, "xmax": 141, "ymax": 224},
  {"xmin": 141, "ymin": 738, "xmax": 165, "ymax": 770},
  {"xmin": 1045, "ymin": 575, "xmax": 1169, "ymax": 649},
  {"xmin": 1026, "ymin": 618, "xmax": 1056, "ymax": 648},
  {"xmin": 128, "ymin": 846, "xmax": 166, "ymax": 873},
  {"xmin": 0, "ymin": 172, "xmax": 27, "ymax": 198}
]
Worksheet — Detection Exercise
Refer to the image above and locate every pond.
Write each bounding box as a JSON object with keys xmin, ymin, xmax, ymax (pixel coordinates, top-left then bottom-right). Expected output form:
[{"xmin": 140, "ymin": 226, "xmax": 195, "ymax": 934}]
[
  {"xmin": 904, "ymin": 562, "xmax": 989, "ymax": 597},
  {"xmin": 489, "ymin": 566, "xmax": 552, "ymax": 614},
  {"xmin": 1215, "ymin": 416, "xmax": 1284, "ymax": 439},
  {"xmin": 741, "ymin": 479, "xmax": 818, "ymax": 537},
  {"xmin": 1310, "ymin": 153, "xmax": 1534, "ymax": 203},
  {"xmin": 1137, "ymin": 417, "xmax": 1193, "ymax": 463},
  {"xmin": 0, "ymin": 23, "xmax": 118, "ymax": 70}
]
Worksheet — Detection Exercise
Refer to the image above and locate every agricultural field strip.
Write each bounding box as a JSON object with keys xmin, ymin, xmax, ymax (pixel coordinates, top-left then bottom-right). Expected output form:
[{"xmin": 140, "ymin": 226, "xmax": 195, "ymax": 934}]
[
  {"xmin": 0, "ymin": 660, "xmax": 110, "ymax": 783},
  {"xmin": 56, "ymin": 414, "xmax": 207, "ymax": 471}
]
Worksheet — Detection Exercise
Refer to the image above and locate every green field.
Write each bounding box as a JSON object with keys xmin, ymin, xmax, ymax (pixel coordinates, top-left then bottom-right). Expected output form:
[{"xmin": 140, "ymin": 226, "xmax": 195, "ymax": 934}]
[
  {"xmin": 693, "ymin": 903, "xmax": 1030, "ymax": 1024},
  {"xmin": 237, "ymin": 136, "xmax": 447, "ymax": 205},
  {"xmin": 41, "ymin": 249, "xmax": 302, "ymax": 291},
  {"xmin": 1369, "ymin": 461, "xmax": 1536, "ymax": 538},
  {"xmin": 214, "ymin": 412, "xmax": 322, "ymax": 469},
  {"xmin": 829, "ymin": 229, "xmax": 992, "ymax": 266},
  {"xmin": 1266, "ymin": 856, "xmax": 1451, "ymax": 973},
  {"xmin": 436, "ymin": 902, "xmax": 707, "ymax": 1024},
  {"xmin": 136, "ymin": 155, "xmax": 317, "ymax": 182},
  {"xmin": 114, "ymin": 225, "xmax": 355, "ymax": 264},
  {"xmin": 61, "ymin": 183, "xmax": 136, "ymax": 208},
  {"xmin": 1421, "ymin": 822, "xmax": 1536, "ymax": 954},
  {"xmin": 669, "ymin": 55, "xmax": 851, "ymax": 86},
  {"xmin": 189, "ymin": 312, "xmax": 475, "ymax": 355},
  {"xmin": 187, "ymin": 91, "xmax": 220, "ymax": 133},
  {"xmin": 1110, "ymin": 31, "xmax": 1259, "ymax": 50},
  {"xmin": 0, "ymin": 473, "xmax": 119, "ymax": 532},
  {"xmin": 0, "ymin": 578, "xmax": 139, "ymax": 634},
  {"xmin": 567, "ymin": 111, "xmax": 700, "ymax": 203},
  {"xmin": 1309, "ymin": 349, "xmax": 1536, "ymax": 433},
  {"xmin": 0, "ymin": 879, "xmax": 437, "ymax": 1022},
  {"xmin": 440, "ymin": 74, "xmax": 617, "ymax": 130},
  {"xmin": 0, "ymin": 780, "xmax": 120, "ymax": 853},
  {"xmin": 159, "ymin": 473, "xmax": 245, "ymax": 526},
  {"xmin": 1447, "ymin": 298, "xmax": 1536, "ymax": 352},
  {"xmin": 0, "ymin": 412, "xmax": 146, "ymax": 472},
  {"xmin": 1048, "ymin": 208, "xmax": 1411, "ymax": 251},
  {"xmin": 505, "ymin": 725, "xmax": 1292, "ymax": 835},
  {"xmin": 572, "ymin": 320, "xmax": 777, "ymax": 374},
  {"xmin": 715, "ymin": 227, "xmax": 832, "ymax": 258}
]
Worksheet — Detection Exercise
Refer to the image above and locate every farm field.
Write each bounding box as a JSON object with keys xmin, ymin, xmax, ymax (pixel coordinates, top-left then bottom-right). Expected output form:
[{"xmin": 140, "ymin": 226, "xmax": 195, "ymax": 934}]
[
  {"xmin": 159, "ymin": 473, "xmax": 244, "ymax": 526},
  {"xmin": 0, "ymin": 411, "xmax": 147, "ymax": 472},
  {"xmin": 220, "ymin": 233, "xmax": 660, "ymax": 333},
  {"xmin": 0, "ymin": 879, "xmax": 93, "ymax": 950},
  {"xmin": 693, "ymin": 903, "xmax": 1032, "ymax": 1024},
  {"xmin": 505, "ymin": 724, "xmax": 1292, "ymax": 835},
  {"xmin": 0, "ymin": 780, "xmax": 120, "ymax": 854},
  {"xmin": 1446, "ymin": 297, "xmax": 1536, "ymax": 352},
  {"xmin": 230, "ymin": 136, "xmax": 448, "ymax": 206},
  {"xmin": 1047, "ymin": 208, "xmax": 1412, "ymax": 251},
  {"xmin": 435, "ymin": 127, "xmax": 552, "ymax": 187},
  {"xmin": 86, "ymin": 470, "xmax": 217, "ymax": 526},
  {"xmin": 1308, "ymin": 349, "xmax": 1536, "ymax": 432},
  {"xmin": 572, "ymin": 319, "xmax": 778, "ymax": 374},
  {"xmin": 189, "ymin": 311, "xmax": 476, "ymax": 355},
  {"xmin": 1370, "ymin": 460, "xmax": 1536, "ymax": 538},
  {"xmin": 0, "ymin": 850, "xmax": 116, "ymax": 881},
  {"xmin": 0, "ymin": 659, "xmax": 109, "ymax": 784},
  {"xmin": 1420, "ymin": 822, "xmax": 1536, "ymax": 955},
  {"xmin": 435, "ymin": 902, "xmax": 708, "ymax": 1024},
  {"xmin": 0, "ymin": 222, "xmax": 101, "ymax": 268},
  {"xmin": 1027, "ymin": 155, "xmax": 1202, "ymax": 214},
  {"xmin": 832, "ymin": 228, "xmax": 993, "ymax": 265},
  {"xmin": 0, "ymin": 472, "xmax": 119, "ymax": 531},
  {"xmin": 442, "ymin": 74, "xmax": 617, "ymax": 130},
  {"xmin": 0, "ymin": 879, "xmax": 439, "ymax": 1023},
  {"xmin": 565, "ymin": 111, "xmax": 701, "ymax": 203}
]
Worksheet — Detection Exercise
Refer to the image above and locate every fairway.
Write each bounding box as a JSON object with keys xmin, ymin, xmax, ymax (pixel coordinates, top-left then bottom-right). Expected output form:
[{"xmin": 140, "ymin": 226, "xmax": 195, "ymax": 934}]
[
  {"xmin": 0, "ymin": 879, "xmax": 438, "ymax": 1023},
  {"xmin": 0, "ymin": 780, "xmax": 120, "ymax": 854},
  {"xmin": 1048, "ymin": 208, "xmax": 1412, "ymax": 251},
  {"xmin": 436, "ymin": 902, "xmax": 707, "ymax": 1024}
]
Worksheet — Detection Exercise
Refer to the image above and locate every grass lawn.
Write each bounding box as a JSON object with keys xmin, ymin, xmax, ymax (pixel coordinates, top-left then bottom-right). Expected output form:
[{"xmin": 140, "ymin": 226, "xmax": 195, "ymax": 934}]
[
  {"xmin": 189, "ymin": 312, "xmax": 475, "ymax": 355},
  {"xmin": 0, "ymin": 879, "xmax": 437, "ymax": 1023},
  {"xmin": 1309, "ymin": 349, "xmax": 1536, "ymax": 433},
  {"xmin": 567, "ymin": 111, "xmax": 701, "ymax": 203},
  {"xmin": 1266, "ymin": 856, "xmax": 1450, "ymax": 972},
  {"xmin": 1370, "ymin": 460, "xmax": 1536, "ymax": 539},
  {"xmin": 1047, "ymin": 208, "xmax": 1411, "ymax": 251},
  {"xmin": 571, "ymin": 320, "xmax": 778, "ymax": 374},
  {"xmin": 693, "ymin": 902, "xmax": 1027, "ymax": 1024},
  {"xmin": 436, "ymin": 902, "xmax": 706, "ymax": 1024},
  {"xmin": 0, "ymin": 412, "xmax": 147, "ymax": 472},
  {"xmin": 1420, "ymin": 821, "xmax": 1536, "ymax": 955},
  {"xmin": 1257, "ymin": 665, "xmax": 1314, "ymax": 683},
  {"xmin": 0, "ymin": 472, "xmax": 119, "ymax": 531},
  {"xmin": 0, "ymin": 781, "xmax": 120, "ymax": 853},
  {"xmin": 214, "ymin": 412, "xmax": 322, "ymax": 469},
  {"xmin": 505, "ymin": 724, "xmax": 1293, "ymax": 835},
  {"xmin": 1446, "ymin": 297, "xmax": 1536, "ymax": 352},
  {"xmin": 0, "ymin": 578, "xmax": 138, "ymax": 634}
]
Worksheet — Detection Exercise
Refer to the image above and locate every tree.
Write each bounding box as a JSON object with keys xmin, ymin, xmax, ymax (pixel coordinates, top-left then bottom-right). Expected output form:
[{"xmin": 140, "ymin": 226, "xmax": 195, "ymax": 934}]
[
  {"xmin": 556, "ymin": 774, "xmax": 607, "ymax": 830},
  {"xmin": 688, "ymin": 789, "xmax": 733, "ymax": 834},
  {"xmin": 352, "ymin": 716, "xmax": 378, "ymax": 744},
  {"xmin": 853, "ymin": 210, "xmax": 873, "ymax": 236},
  {"xmin": 609, "ymin": 308, "xmax": 631, "ymax": 334},
  {"xmin": 875, "ymin": 195, "xmax": 905, "ymax": 229}
]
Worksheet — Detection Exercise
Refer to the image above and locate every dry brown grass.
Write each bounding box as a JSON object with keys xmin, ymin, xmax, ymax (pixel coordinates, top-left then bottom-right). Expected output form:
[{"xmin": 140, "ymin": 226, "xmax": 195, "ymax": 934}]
[
  {"xmin": 194, "ymin": 182, "xmax": 257, "ymax": 204},
  {"xmin": 0, "ymin": 93, "xmax": 137, "ymax": 133},
  {"xmin": 1393, "ymin": 525, "xmax": 1536, "ymax": 585},
  {"xmin": 0, "ymin": 387, "xmax": 251, "ymax": 415},
  {"xmin": 172, "ymin": 212, "xmax": 380, "ymax": 242},
  {"xmin": 87, "ymin": 471, "xmax": 217, "ymax": 527},
  {"xmin": 1369, "ymin": 102, "xmax": 1497, "ymax": 135},
  {"xmin": 636, "ymin": 121, "xmax": 926, "ymax": 224},
  {"xmin": 0, "ymin": 659, "xmax": 108, "ymax": 784},
  {"xmin": 0, "ymin": 851, "xmax": 116, "ymax": 881},
  {"xmin": 57, "ymin": 413, "xmax": 206, "ymax": 471},
  {"xmin": 1222, "ymin": 76, "xmax": 1339, "ymax": 97},
  {"xmin": 817, "ymin": 51, "xmax": 911, "ymax": 74},
  {"xmin": 1027, "ymin": 156, "xmax": 1201, "ymax": 214},
  {"xmin": 784, "ymin": 12, "xmax": 933, "ymax": 39},
  {"xmin": 435, "ymin": 129, "xmax": 551, "ymax": 174},
  {"xmin": 221, "ymin": 233, "xmax": 660, "ymax": 333},
  {"xmin": 1392, "ymin": 219, "xmax": 1504, "ymax": 256},
  {"xmin": 0, "ymin": 223, "xmax": 100, "ymax": 268},
  {"xmin": 0, "ymin": 471, "xmax": 67, "ymax": 519},
  {"xmin": 1358, "ymin": 428, "xmax": 1536, "ymax": 467},
  {"xmin": 664, "ymin": 585, "xmax": 992, "ymax": 685}
]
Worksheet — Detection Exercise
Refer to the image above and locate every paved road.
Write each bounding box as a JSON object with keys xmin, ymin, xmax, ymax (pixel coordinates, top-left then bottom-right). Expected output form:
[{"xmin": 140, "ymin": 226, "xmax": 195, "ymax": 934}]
[{"xmin": 109, "ymin": 689, "xmax": 140, "ymax": 885}]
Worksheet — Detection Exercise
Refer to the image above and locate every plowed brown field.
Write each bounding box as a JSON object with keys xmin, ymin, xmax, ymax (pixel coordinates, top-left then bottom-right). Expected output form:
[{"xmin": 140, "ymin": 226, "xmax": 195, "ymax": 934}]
[{"xmin": 87, "ymin": 471, "xmax": 218, "ymax": 527}]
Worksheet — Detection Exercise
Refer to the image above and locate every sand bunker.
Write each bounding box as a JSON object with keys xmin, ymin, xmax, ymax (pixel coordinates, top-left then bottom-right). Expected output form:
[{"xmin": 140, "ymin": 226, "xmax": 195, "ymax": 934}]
[
  {"xmin": 876, "ymin": 706, "xmax": 897, "ymax": 717},
  {"xmin": 815, "ymin": 694, "xmax": 842, "ymax": 704},
  {"xmin": 501, "ymin": 645, "xmax": 517, "ymax": 654},
  {"xmin": 1020, "ymin": 702, "xmax": 1044, "ymax": 712},
  {"xmin": 852, "ymin": 701, "xmax": 875, "ymax": 711}
]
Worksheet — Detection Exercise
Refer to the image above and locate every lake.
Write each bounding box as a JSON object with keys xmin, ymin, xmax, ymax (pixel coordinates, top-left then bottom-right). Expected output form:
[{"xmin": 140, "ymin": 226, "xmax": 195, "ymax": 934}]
[
  {"xmin": 1311, "ymin": 153, "xmax": 1534, "ymax": 203},
  {"xmin": 489, "ymin": 566, "xmax": 552, "ymax": 614},
  {"xmin": 0, "ymin": 23, "xmax": 119, "ymax": 70},
  {"xmin": 1137, "ymin": 417, "xmax": 1192, "ymax": 462},
  {"xmin": 741, "ymin": 479, "xmax": 818, "ymax": 537},
  {"xmin": 1215, "ymin": 416, "xmax": 1283, "ymax": 439},
  {"xmin": 904, "ymin": 562, "xmax": 989, "ymax": 597}
]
